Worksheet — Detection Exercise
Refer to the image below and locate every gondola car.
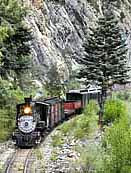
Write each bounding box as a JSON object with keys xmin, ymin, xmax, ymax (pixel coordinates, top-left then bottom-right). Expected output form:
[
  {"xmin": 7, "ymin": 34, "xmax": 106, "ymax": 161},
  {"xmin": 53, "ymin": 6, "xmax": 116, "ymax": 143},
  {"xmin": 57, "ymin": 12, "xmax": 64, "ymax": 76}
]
[
  {"xmin": 12, "ymin": 97, "xmax": 63, "ymax": 147},
  {"xmin": 64, "ymin": 87, "xmax": 101, "ymax": 116},
  {"xmin": 64, "ymin": 100, "xmax": 81, "ymax": 115}
]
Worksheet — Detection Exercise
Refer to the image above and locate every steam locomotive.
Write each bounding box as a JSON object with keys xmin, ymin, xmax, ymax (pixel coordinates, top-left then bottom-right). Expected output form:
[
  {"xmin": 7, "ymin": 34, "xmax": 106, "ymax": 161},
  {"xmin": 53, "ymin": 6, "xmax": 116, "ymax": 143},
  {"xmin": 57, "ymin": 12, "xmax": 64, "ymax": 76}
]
[{"xmin": 12, "ymin": 87, "xmax": 101, "ymax": 147}]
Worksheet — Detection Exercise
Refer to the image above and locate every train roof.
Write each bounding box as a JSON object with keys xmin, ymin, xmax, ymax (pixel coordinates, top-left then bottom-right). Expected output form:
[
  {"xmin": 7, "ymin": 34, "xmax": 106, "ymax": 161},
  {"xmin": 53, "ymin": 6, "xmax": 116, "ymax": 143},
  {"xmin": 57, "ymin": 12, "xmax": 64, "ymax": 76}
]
[
  {"xmin": 17, "ymin": 97, "xmax": 62, "ymax": 107},
  {"xmin": 67, "ymin": 87, "xmax": 101, "ymax": 94},
  {"xmin": 43, "ymin": 97, "xmax": 62, "ymax": 105}
]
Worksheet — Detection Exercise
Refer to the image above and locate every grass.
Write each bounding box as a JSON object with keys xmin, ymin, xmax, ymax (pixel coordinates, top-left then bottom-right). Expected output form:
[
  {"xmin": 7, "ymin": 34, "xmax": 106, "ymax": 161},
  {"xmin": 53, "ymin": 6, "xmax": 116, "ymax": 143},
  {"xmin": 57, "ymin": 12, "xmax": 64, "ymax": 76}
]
[
  {"xmin": 59, "ymin": 116, "xmax": 79, "ymax": 136},
  {"xmin": 50, "ymin": 100, "xmax": 99, "ymax": 151},
  {"xmin": 0, "ymin": 162, "xmax": 3, "ymax": 173},
  {"xmin": 0, "ymin": 109, "xmax": 15, "ymax": 142},
  {"xmin": 35, "ymin": 148, "xmax": 43, "ymax": 160},
  {"xmin": 58, "ymin": 100, "xmax": 99, "ymax": 140},
  {"xmin": 50, "ymin": 150, "xmax": 58, "ymax": 161},
  {"xmin": 51, "ymin": 134, "xmax": 64, "ymax": 147},
  {"xmin": 33, "ymin": 148, "xmax": 45, "ymax": 172}
]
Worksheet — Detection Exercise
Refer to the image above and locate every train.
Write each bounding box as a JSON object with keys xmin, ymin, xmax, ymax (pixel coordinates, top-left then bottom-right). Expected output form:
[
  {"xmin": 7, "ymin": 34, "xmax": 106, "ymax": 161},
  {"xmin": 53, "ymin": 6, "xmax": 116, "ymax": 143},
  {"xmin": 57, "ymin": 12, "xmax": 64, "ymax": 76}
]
[{"xmin": 12, "ymin": 87, "xmax": 101, "ymax": 147}]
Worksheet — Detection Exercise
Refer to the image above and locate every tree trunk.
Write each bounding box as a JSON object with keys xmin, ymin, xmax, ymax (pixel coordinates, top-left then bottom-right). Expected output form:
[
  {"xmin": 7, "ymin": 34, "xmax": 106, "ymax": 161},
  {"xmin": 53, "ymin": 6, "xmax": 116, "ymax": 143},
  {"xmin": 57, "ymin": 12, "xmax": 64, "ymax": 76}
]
[{"xmin": 99, "ymin": 87, "xmax": 107, "ymax": 128}]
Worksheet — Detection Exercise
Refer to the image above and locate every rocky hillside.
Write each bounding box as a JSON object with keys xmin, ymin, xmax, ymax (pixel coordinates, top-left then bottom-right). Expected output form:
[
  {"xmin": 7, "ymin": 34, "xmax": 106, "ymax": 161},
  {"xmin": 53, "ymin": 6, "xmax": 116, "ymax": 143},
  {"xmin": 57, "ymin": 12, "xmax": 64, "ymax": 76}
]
[{"xmin": 24, "ymin": 0, "xmax": 131, "ymax": 81}]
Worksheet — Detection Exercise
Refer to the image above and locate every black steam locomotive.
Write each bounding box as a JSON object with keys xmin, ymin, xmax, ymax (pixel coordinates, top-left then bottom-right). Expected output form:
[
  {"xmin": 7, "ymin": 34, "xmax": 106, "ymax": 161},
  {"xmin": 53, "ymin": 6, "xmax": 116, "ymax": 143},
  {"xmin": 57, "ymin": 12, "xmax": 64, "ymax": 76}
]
[{"xmin": 12, "ymin": 87, "xmax": 101, "ymax": 147}]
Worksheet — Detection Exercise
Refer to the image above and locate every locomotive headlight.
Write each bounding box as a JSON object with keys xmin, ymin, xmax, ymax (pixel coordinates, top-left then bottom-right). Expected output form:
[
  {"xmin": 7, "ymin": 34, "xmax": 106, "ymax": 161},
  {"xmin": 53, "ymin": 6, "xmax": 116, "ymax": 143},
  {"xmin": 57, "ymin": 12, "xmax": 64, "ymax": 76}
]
[{"xmin": 24, "ymin": 106, "xmax": 32, "ymax": 114}]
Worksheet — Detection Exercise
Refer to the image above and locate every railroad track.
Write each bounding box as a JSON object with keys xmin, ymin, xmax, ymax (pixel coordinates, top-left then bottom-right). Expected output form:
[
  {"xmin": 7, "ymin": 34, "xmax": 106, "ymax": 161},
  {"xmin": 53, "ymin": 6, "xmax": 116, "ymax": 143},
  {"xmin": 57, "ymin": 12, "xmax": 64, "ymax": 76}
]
[{"xmin": 5, "ymin": 148, "xmax": 33, "ymax": 173}]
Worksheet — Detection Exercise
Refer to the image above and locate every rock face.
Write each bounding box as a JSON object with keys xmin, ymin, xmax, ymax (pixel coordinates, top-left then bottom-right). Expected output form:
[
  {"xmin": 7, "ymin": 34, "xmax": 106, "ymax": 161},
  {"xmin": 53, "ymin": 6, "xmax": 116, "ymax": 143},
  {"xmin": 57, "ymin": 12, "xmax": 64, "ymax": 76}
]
[
  {"xmin": 25, "ymin": 0, "xmax": 131, "ymax": 81},
  {"xmin": 25, "ymin": 0, "xmax": 97, "ymax": 81}
]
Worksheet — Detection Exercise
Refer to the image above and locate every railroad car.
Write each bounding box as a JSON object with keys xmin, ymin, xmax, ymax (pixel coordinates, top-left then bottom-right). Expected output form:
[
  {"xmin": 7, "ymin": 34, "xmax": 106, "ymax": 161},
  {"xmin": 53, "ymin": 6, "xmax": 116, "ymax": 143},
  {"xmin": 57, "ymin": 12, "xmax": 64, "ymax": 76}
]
[
  {"xmin": 64, "ymin": 100, "xmax": 81, "ymax": 115},
  {"xmin": 65, "ymin": 87, "xmax": 101, "ymax": 116}
]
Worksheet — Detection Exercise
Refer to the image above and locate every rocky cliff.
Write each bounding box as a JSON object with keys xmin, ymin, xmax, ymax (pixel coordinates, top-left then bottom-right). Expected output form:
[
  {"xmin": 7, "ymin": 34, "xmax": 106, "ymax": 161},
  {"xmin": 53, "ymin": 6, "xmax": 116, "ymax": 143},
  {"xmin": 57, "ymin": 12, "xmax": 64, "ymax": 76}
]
[{"xmin": 24, "ymin": 0, "xmax": 131, "ymax": 82}]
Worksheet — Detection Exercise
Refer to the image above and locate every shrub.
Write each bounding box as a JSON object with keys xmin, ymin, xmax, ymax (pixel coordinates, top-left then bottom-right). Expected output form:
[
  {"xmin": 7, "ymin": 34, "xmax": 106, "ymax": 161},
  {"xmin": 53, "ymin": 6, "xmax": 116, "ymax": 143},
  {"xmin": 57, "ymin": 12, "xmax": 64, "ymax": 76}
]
[
  {"xmin": 74, "ymin": 101, "xmax": 99, "ymax": 139},
  {"xmin": 83, "ymin": 100, "xmax": 99, "ymax": 116},
  {"xmin": 0, "ymin": 79, "xmax": 37, "ymax": 142},
  {"xmin": 73, "ymin": 115, "xmax": 90, "ymax": 139},
  {"xmin": 100, "ymin": 116, "xmax": 131, "ymax": 173},
  {"xmin": 0, "ymin": 108, "xmax": 15, "ymax": 141},
  {"xmin": 103, "ymin": 98, "xmax": 127, "ymax": 124},
  {"xmin": 115, "ymin": 91, "xmax": 131, "ymax": 100}
]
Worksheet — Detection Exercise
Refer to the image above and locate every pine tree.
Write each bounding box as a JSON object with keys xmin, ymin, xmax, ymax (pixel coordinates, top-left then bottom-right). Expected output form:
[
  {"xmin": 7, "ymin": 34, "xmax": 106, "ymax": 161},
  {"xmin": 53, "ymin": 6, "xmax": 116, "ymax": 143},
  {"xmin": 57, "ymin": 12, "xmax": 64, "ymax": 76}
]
[
  {"xmin": 77, "ymin": 6, "xmax": 130, "ymax": 122},
  {"xmin": 0, "ymin": 0, "xmax": 32, "ymax": 82},
  {"xmin": 78, "ymin": 9, "xmax": 130, "ymax": 96}
]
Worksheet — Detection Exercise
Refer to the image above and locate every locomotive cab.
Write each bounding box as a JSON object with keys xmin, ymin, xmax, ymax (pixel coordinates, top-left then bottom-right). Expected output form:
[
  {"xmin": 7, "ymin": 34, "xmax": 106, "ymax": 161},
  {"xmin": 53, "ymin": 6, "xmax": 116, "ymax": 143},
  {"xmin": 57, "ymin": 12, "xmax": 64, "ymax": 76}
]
[{"xmin": 35, "ymin": 102, "xmax": 49, "ymax": 130}]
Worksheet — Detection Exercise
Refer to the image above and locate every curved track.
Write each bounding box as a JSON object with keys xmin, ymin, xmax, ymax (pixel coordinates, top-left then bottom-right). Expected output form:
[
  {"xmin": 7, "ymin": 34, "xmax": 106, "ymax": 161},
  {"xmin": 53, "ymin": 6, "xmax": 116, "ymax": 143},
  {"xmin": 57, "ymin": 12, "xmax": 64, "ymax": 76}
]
[{"xmin": 5, "ymin": 149, "xmax": 33, "ymax": 173}]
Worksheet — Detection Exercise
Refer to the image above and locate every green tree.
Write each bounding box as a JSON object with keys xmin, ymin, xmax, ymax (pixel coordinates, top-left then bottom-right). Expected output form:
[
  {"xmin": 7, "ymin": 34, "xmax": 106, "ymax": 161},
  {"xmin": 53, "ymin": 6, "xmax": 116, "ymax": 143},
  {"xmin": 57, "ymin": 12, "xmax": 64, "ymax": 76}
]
[
  {"xmin": 0, "ymin": 0, "xmax": 32, "ymax": 84},
  {"xmin": 0, "ymin": 0, "xmax": 34, "ymax": 141},
  {"xmin": 78, "ymin": 10, "xmax": 129, "ymax": 93},
  {"xmin": 44, "ymin": 63, "xmax": 65, "ymax": 97},
  {"xmin": 77, "ymin": 6, "xmax": 130, "ymax": 120}
]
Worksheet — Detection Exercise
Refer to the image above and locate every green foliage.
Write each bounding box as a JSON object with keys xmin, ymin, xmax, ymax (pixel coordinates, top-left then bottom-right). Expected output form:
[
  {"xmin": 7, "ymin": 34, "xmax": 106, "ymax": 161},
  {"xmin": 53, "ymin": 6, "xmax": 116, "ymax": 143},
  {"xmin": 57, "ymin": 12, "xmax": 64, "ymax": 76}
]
[
  {"xmin": 0, "ymin": 78, "xmax": 24, "ymax": 107},
  {"xmin": 66, "ymin": 69, "xmax": 81, "ymax": 91},
  {"xmin": 0, "ymin": 0, "xmax": 32, "ymax": 83},
  {"xmin": 100, "ymin": 116, "xmax": 131, "ymax": 173},
  {"xmin": 44, "ymin": 63, "xmax": 65, "ymax": 97},
  {"xmin": 59, "ymin": 101, "xmax": 99, "ymax": 139},
  {"xmin": 35, "ymin": 148, "xmax": 43, "ymax": 160},
  {"xmin": 77, "ymin": 4, "xmax": 129, "ymax": 91},
  {"xmin": 0, "ymin": 0, "xmax": 26, "ymax": 24},
  {"xmin": 74, "ymin": 143, "xmax": 103, "ymax": 173},
  {"xmin": 62, "ymin": 100, "xmax": 131, "ymax": 173},
  {"xmin": 73, "ymin": 117, "xmax": 90, "ymax": 139},
  {"xmin": 73, "ymin": 101, "xmax": 99, "ymax": 139},
  {"xmin": 83, "ymin": 100, "xmax": 99, "ymax": 116},
  {"xmin": 0, "ymin": 26, "xmax": 9, "ymax": 43},
  {"xmin": 103, "ymin": 98, "xmax": 127, "ymax": 123},
  {"xmin": 0, "ymin": 109, "xmax": 15, "ymax": 141},
  {"xmin": 74, "ymin": 105, "xmax": 131, "ymax": 173},
  {"xmin": 50, "ymin": 150, "xmax": 58, "ymax": 161},
  {"xmin": 60, "ymin": 117, "xmax": 78, "ymax": 135},
  {"xmin": 51, "ymin": 134, "xmax": 64, "ymax": 147},
  {"xmin": 0, "ymin": 77, "xmax": 35, "ymax": 141},
  {"xmin": 115, "ymin": 90, "xmax": 131, "ymax": 101},
  {"xmin": 0, "ymin": 0, "xmax": 35, "ymax": 142}
]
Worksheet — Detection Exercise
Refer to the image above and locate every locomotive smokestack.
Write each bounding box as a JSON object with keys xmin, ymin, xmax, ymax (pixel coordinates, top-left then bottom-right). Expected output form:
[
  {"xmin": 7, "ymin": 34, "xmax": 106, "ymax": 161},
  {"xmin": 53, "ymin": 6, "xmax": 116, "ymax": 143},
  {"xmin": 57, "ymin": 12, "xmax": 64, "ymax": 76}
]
[{"xmin": 24, "ymin": 96, "xmax": 32, "ymax": 103}]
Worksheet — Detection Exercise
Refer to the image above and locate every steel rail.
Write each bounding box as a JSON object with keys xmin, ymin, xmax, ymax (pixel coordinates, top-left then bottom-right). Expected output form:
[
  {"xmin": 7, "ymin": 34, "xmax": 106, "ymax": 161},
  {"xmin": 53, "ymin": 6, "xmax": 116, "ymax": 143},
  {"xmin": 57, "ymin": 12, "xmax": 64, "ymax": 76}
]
[
  {"xmin": 23, "ymin": 149, "xmax": 33, "ymax": 173},
  {"xmin": 5, "ymin": 149, "xmax": 32, "ymax": 173},
  {"xmin": 5, "ymin": 150, "xmax": 18, "ymax": 173}
]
